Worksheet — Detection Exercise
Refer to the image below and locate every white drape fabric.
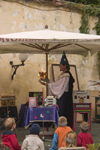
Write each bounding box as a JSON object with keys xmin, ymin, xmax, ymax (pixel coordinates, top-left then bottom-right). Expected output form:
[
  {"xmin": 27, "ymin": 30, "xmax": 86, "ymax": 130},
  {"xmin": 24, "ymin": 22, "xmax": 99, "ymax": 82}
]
[{"xmin": 48, "ymin": 73, "xmax": 69, "ymax": 99}]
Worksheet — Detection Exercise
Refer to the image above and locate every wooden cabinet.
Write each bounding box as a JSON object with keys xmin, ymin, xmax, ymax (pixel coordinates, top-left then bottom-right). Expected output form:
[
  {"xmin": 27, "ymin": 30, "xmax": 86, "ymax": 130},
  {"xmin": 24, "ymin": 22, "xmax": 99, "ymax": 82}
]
[
  {"xmin": 74, "ymin": 90, "xmax": 100, "ymax": 122},
  {"xmin": 0, "ymin": 93, "xmax": 16, "ymax": 107}
]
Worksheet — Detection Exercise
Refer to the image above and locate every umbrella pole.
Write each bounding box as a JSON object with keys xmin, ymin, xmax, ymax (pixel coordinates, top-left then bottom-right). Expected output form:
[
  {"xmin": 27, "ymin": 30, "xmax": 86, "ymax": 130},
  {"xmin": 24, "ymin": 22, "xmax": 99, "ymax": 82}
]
[{"xmin": 46, "ymin": 53, "xmax": 48, "ymax": 97}]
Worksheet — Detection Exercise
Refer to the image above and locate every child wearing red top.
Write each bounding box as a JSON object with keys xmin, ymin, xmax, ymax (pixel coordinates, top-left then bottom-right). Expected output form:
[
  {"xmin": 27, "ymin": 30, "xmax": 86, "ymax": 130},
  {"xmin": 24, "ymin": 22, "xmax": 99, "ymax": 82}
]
[
  {"xmin": 77, "ymin": 121, "xmax": 93, "ymax": 149},
  {"xmin": 1, "ymin": 118, "xmax": 21, "ymax": 150}
]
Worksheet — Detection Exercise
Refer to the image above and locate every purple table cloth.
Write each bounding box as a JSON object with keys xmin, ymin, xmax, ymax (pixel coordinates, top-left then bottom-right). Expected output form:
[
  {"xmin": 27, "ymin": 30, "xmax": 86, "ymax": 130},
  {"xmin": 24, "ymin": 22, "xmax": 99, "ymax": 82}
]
[{"xmin": 25, "ymin": 106, "xmax": 59, "ymax": 128}]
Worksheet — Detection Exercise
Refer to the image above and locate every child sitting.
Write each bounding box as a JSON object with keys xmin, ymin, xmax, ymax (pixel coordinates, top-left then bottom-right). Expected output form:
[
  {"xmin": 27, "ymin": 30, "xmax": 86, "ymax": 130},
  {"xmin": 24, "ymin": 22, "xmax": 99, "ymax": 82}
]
[
  {"xmin": 59, "ymin": 131, "xmax": 87, "ymax": 150},
  {"xmin": 21, "ymin": 123, "xmax": 45, "ymax": 150},
  {"xmin": 1, "ymin": 118, "xmax": 21, "ymax": 150},
  {"xmin": 77, "ymin": 121, "xmax": 93, "ymax": 149},
  {"xmin": 50, "ymin": 116, "xmax": 72, "ymax": 150},
  {"xmin": 66, "ymin": 131, "xmax": 76, "ymax": 148}
]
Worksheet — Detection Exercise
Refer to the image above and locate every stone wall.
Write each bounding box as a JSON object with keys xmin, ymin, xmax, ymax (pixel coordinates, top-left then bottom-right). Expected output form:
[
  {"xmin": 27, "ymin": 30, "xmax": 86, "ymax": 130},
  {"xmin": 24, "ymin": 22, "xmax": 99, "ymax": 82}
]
[{"xmin": 0, "ymin": 0, "xmax": 99, "ymax": 112}]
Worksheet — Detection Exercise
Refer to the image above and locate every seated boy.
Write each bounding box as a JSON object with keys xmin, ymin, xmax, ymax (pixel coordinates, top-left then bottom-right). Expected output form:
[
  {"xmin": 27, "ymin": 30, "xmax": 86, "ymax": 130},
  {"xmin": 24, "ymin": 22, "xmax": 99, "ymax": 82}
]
[
  {"xmin": 21, "ymin": 123, "xmax": 45, "ymax": 150},
  {"xmin": 1, "ymin": 118, "xmax": 21, "ymax": 150},
  {"xmin": 50, "ymin": 116, "xmax": 72, "ymax": 150},
  {"xmin": 77, "ymin": 121, "xmax": 93, "ymax": 149}
]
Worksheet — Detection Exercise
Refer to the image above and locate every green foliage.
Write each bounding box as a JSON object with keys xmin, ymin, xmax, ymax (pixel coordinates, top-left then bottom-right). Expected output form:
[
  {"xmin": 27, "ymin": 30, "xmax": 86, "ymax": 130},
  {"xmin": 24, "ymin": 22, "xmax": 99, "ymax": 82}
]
[
  {"xmin": 79, "ymin": 11, "xmax": 90, "ymax": 34},
  {"xmin": 97, "ymin": 52, "xmax": 100, "ymax": 79},
  {"xmin": 87, "ymin": 143, "xmax": 100, "ymax": 150},
  {"xmin": 64, "ymin": 0, "xmax": 100, "ymax": 78},
  {"xmin": 66, "ymin": 0, "xmax": 100, "ymax": 6},
  {"xmin": 93, "ymin": 18, "xmax": 100, "ymax": 35}
]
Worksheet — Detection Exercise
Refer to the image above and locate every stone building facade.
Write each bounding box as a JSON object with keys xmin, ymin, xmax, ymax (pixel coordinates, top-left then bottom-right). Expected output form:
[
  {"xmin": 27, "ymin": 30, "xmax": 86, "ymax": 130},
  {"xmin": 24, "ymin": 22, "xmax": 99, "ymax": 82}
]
[{"xmin": 0, "ymin": 0, "xmax": 99, "ymax": 111}]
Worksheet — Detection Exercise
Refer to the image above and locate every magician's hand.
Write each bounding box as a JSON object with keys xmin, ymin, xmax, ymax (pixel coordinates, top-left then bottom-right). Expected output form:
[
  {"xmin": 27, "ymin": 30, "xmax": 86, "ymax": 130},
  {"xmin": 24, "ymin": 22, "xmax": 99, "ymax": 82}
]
[{"xmin": 38, "ymin": 79, "xmax": 48, "ymax": 86}]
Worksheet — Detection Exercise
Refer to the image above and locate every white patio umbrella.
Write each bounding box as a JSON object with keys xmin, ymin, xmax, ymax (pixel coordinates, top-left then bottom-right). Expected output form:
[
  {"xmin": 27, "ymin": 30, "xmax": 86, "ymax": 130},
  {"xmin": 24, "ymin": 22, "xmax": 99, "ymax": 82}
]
[
  {"xmin": 0, "ymin": 26, "xmax": 100, "ymax": 94},
  {"xmin": 0, "ymin": 27, "xmax": 100, "ymax": 70}
]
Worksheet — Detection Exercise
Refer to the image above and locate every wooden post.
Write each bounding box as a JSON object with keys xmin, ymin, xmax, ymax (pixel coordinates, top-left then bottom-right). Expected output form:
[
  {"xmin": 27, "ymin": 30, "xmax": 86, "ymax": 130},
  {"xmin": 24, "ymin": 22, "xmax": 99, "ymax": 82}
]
[{"xmin": 46, "ymin": 52, "xmax": 48, "ymax": 97}]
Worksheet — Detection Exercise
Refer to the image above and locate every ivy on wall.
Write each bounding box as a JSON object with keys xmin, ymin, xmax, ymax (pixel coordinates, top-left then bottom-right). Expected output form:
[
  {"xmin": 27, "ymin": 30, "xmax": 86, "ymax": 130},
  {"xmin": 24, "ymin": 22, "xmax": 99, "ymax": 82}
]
[
  {"xmin": 79, "ymin": 11, "xmax": 90, "ymax": 34},
  {"xmin": 93, "ymin": 18, "xmax": 100, "ymax": 35},
  {"xmin": 66, "ymin": 0, "xmax": 100, "ymax": 6},
  {"xmin": 97, "ymin": 52, "xmax": 100, "ymax": 78},
  {"xmin": 77, "ymin": 3, "xmax": 100, "ymax": 78},
  {"xmin": 64, "ymin": 1, "xmax": 100, "ymax": 78}
]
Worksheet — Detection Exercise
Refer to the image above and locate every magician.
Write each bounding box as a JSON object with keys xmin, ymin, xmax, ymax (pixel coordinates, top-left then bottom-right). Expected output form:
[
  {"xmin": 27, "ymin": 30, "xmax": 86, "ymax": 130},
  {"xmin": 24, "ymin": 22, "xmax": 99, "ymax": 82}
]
[{"xmin": 39, "ymin": 51, "xmax": 75, "ymax": 128}]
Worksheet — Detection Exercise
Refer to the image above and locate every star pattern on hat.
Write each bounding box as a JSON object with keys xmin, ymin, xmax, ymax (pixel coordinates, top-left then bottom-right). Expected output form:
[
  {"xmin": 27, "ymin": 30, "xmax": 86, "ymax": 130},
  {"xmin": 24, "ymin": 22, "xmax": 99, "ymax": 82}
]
[{"xmin": 60, "ymin": 51, "xmax": 69, "ymax": 64}]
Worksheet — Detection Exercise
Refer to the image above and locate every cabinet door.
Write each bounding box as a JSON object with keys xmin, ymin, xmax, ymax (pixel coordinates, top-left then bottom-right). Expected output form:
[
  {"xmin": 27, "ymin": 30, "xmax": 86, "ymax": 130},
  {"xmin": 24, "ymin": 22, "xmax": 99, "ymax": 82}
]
[
  {"xmin": 77, "ymin": 113, "xmax": 83, "ymax": 122},
  {"xmin": 91, "ymin": 90, "xmax": 100, "ymax": 120}
]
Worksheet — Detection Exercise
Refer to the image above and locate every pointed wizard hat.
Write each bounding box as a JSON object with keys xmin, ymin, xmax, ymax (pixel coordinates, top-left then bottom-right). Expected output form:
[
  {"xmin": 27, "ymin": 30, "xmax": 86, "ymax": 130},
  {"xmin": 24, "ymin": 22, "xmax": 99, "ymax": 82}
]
[{"xmin": 60, "ymin": 51, "xmax": 69, "ymax": 64}]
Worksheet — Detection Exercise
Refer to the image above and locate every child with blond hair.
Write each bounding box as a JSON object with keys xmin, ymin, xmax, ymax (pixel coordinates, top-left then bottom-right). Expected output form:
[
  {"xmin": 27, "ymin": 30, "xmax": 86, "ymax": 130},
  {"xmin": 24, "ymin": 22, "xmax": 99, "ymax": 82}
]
[
  {"xmin": 65, "ymin": 131, "xmax": 77, "ymax": 148},
  {"xmin": 58, "ymin": 131, "xmax": 86, "ymax": 150},
  {"xmin": 1, "ymin": 118, "xmax": 21, "ymax": 150},
  {"xmin": 50, "ymin": 116, "xmax": 72, "ymax": 150},
  {"xmin": 77, "ymin": 121, "xmax": 93, "ymax": 149}
]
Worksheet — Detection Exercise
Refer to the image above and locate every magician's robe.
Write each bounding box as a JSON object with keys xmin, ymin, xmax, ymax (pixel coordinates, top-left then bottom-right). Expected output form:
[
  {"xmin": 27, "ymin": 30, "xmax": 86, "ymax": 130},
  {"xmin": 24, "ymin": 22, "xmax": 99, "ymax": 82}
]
[{"xmin": 48, "ymin": 71, "xmax": 75, "ymax": 128}]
